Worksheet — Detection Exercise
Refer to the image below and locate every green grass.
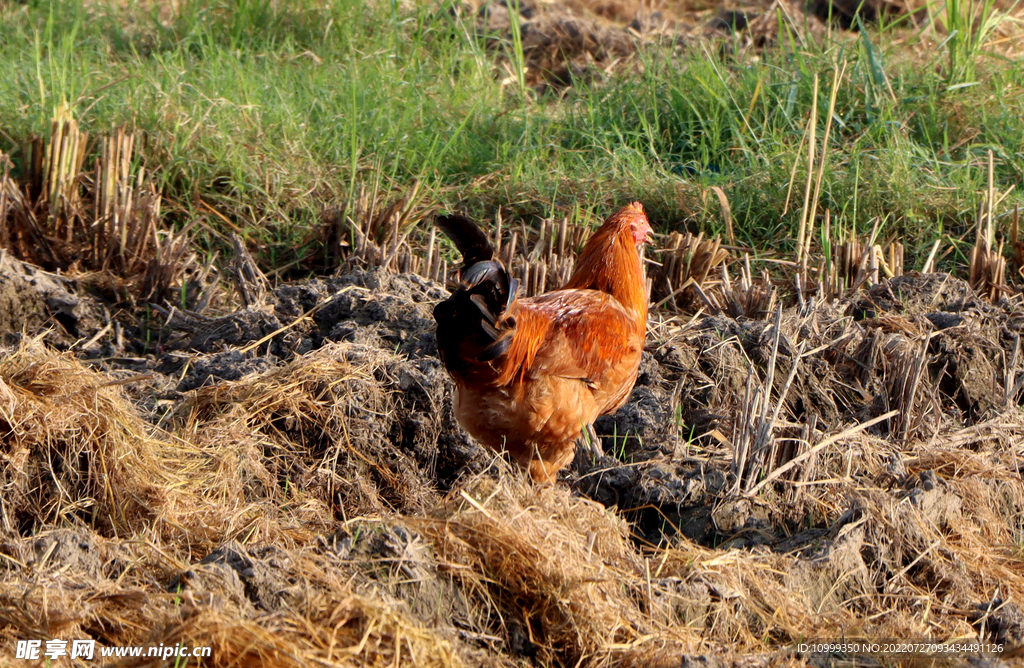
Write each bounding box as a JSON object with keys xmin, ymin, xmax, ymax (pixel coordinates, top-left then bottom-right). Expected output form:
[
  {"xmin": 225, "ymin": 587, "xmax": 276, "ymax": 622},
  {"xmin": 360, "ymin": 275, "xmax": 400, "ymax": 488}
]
[
  {"xmin": 1, "ymin": 0, "xmax": 1022, "ymax": 274},
  {"xmin": 930, "ymin": 0, "xmax": 1020, "ymax": 86}
]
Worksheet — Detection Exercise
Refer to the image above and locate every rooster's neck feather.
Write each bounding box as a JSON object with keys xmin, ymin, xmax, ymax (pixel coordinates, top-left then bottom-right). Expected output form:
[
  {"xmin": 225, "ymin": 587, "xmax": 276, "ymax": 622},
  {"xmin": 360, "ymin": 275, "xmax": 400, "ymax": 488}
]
[{"xmin": 563, "ymin": 214, "xmax": 648, "ymax": 325}]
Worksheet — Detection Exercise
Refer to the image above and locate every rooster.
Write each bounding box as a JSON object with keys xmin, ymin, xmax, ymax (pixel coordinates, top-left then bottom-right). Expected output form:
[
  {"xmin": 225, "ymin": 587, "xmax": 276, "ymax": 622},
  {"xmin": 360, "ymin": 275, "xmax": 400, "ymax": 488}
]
[{"xmin": 433, "ymin": 203, "xmax": 652, "ymax": 482}]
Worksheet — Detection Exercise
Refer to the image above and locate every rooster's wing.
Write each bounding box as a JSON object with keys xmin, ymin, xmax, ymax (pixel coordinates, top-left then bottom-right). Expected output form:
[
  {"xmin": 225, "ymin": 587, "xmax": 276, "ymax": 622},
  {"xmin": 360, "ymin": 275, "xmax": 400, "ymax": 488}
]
[{"xmin": 500, "ymin": 288, "xmax": 644, "ymax": 413}]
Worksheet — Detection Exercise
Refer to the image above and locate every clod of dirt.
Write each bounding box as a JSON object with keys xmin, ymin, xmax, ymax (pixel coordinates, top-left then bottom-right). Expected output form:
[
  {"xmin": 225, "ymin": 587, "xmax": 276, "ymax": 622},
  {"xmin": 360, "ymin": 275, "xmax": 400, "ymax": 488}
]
[
  {"xmin": 173, "ymin": 350, "xmax": 277, "ymax": 391},
  {"xmin": 856, "ymin": 273, "xmax": 979, "ymax": 318},
  {"xmin": 520, "ymin": 11, "xmax": 638, "ymax": 84},
  {"xmin": 466, "ymin": 0, "xmax": 653, "ymax": 88},
  {"xmin": 1, "ymin": 529, "xmax": 104, "ymax": 579},
  {"xmin": 0, "ymin": 253, "xmax": 102, "ymax": 345},
  {"xmin": 276, "ymin": 271, "xmax": 482, "ymax": 486},
  {"xmin": 629, "ymin": 11, "xmax": 666, "ymax": 34},
  {"xmin": 970, "ymin": 599, "xmax": 1024, "ymax": 647},
  {"xmin": 651, "ymin": 577, "xmax": 712, "ymax": 628},
  {"xmin": 171, "ymin": 543, "xmax": 301, "ymax": 612},
  {"xmin": 786, "ymin": 524, "xmax": 871, "ymax": 611},
  {"xmin": 594, "ymin": 352, "xmax": 683, "ymax": 461},
  {"xmin": 419, "ymin": 474, "xmax": 667, "ymax": 667},
  {"xmin": 576, "ymin": 458, "xmax": 728, "ymax": 545},
  {"xmin": 925, "ymin": 311, "xmax": 964, "ymax": 330},
  {"xmin": 930, "ymin": 324, "xmax": 1003, "ymax": 420},
  {"xmin": 303, "ymin": 271, "xmax": 443, "ymax": 358},
  {"xmin": 678, "ymin": 658, "xmax": 725, "ymax": 668},
  {"xmin": 185, "ymin": 307, "xmax": 283, "ymax": 353},
  {"xmin": 478, "ymin": 0, "xmax": 514, "ymax": 31},
  {"xmin": 712, "ymin": 497, "xmax": 772, "ymax": 549},
  {"xmin": 908, "ymin": 471, "xmax": 963, "ymax": 530},
  {"xmin": 325, "ymin": 523, "xmax": 472, "ymax": 627},
  {"xmin": 168, "ymin": 554, "xmax": 252, "ymax": 613}
]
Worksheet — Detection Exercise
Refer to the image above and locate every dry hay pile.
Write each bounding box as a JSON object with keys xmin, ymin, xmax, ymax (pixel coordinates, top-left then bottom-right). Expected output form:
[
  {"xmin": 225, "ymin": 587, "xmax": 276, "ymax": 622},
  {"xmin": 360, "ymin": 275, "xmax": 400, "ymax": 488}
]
[
  {"xmin": 455, "ymin": 0, "xmax": 791, "ymax": 90},
  {"xmin": 453, "ymin": 0, "xmax": 957, "ymax": 90},
  {"xmin": 0, "ymin": 265, "xmax": 1023, "ymax": 666}
]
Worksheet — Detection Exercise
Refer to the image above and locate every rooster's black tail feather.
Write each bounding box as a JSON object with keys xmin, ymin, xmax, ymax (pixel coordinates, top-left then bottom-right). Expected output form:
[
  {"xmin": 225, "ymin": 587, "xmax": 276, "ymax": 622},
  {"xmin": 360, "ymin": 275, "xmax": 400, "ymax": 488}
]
[{"xmin": 433, "ymin": 214, "xmax": 518, "ymax": 371}]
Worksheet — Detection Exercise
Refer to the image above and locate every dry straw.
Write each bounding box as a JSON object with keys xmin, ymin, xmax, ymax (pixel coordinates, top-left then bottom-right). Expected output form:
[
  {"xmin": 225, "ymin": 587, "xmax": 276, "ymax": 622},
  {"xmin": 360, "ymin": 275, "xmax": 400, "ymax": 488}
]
[{"xmin": 2, "ymin": 302, "xmax": 1024, "ymax": 666}]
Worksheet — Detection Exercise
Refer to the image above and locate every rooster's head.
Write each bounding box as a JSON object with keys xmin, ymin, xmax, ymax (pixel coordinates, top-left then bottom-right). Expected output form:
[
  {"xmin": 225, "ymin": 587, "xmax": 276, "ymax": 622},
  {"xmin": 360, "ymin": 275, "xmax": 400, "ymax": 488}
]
[{"xmin": 615, "ymin": 202, "xmax": 653, "ymax": 245}]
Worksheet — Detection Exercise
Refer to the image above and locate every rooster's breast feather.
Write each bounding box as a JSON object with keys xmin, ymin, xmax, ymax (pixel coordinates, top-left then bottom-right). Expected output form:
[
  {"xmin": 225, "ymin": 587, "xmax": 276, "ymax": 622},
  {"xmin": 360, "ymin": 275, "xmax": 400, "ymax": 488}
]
[{"xmin": 495, "ymin": 289, "xmax": 643, "ymax": 395}]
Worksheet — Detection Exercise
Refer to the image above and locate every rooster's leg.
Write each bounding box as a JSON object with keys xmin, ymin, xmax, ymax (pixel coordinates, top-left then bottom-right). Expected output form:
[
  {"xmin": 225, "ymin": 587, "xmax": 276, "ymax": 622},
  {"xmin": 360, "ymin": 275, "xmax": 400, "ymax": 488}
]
[{"xmin": 583, "ymin": 423, "xmax": 603, "ymax": 460}]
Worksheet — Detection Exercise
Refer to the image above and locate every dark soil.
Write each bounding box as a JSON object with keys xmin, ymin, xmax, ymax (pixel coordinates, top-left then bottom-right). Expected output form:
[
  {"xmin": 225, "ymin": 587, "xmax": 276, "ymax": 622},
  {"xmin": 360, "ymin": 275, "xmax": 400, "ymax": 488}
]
[
  {"xmin": 4, "ymin": 257, "xmax": 1022, "ymax": 552},
  {"xmin": 3, "ymin": 254, "xmax": 1024, "ymax": 664}
]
